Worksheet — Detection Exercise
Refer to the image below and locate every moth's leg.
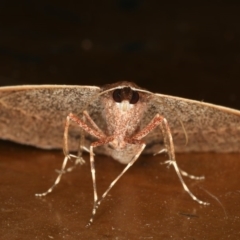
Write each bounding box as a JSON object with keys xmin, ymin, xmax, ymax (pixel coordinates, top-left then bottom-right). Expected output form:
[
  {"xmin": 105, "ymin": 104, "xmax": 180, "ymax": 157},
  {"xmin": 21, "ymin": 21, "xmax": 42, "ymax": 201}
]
[
  {"xmin": 89, "ymin": 145, "xmax": 97, "ymax": 225},
  {"xmin": 156, "ymin": 157, "xmax": 205, "ymax": 181},
  {"xmin": 60, "ymin": 127, "xmax": 85, "ymax": 174},
  {"xmin": 54, "ymin": 113, "xmax": 85, "ymax": 175},
  {"xmin": 153, "ymin": 148, "xmax": 168, "ymax": 155},
  {"xmin": 87, "ymin": 141, "xmax": 146, "ymax": 227},
  {"xmin": 71, "ymin": 110, "xmax": 104, "ymax": 159},
  {"xmin": 177, "ymin": 168, "xmax": 205, "ymax": 180},
  {"xmin": 36, "ymin": 113, "xmax": 105, "ymax": 197},
  {"xmin": 35, "ymin": 154, "xmax": 70, "ymax": 197},
  {"xmin": 62, "ymin": 112, "xmax": 106, "ymax": 172},
  {"xmin": 36, "ymin": 156, "xmax": 89, "ymax": 197},
  {"xmin": 77, "ymin": 113, "xmax": 86, "ymax": 161},
  {"xmin": 36, "ymin": 116, "xmax": 86, "ymax": 197},
  {"xmin": 65, "ymin": 114, "xmax": 87, "ymax": 173},
  {"xmin": 35, "ymin": 114, "xmax": 75, "ymax": 196},
  {"xmin": 72, "ymin": 110, "xmax": 105, "ymax": 160},
  {"xmin": 156, "ymin": 123, "xmax": 204, "ymax": 181},
  {"xmin": 131, "ymin": 114, "xmax": 209, "ymax": 205},
  {"xmin": 160, "ymin": 160, "xmax": 204, "ymax": 180},
  {"xmin": 159, "ymin": 118, "xmax": 209, "ymax": 205},
  {"xmin": 63, "ymin": 113, "xmax": 106, "ymax": 157},
  {"xmin": 63, "ymin": 112, "xmax": 106, "ymax": 171},
  {"xmin": 83, "ymin": 110, "xmax": 105, "ymax": 136},
  {"xmin": 86, "ymin": 136, "xmax": 115, "ymax": 227},
  {"xmin": 65, "ymin": 110, "xmax": 104, "ymax": 172}
]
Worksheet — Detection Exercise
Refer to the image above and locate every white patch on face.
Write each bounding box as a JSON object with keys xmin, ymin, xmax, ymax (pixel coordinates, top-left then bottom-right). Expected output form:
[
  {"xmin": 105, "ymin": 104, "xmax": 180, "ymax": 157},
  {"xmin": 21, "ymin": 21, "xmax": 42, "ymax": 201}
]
[{"xmin": 116, "ymin": 100, "xmax": 133, "ymax": 112}]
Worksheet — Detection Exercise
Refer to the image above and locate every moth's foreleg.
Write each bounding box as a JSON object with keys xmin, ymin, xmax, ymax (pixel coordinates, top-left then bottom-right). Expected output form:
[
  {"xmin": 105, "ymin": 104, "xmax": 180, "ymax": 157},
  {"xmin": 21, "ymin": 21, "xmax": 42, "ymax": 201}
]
[
  {"xmin": 159, "ymin": 118, "xmax": 204, "ymax": 180},
  {"xmin": 86, "ymin": 136, "xmax": 115, "ymax": 227},
  {"xmin": 64, "ymin": 113, "xmax": 107, "ymax": 207},
  {"xmin": 36, "ymin": 113, "xmax": 105, "ymax": 198},
  {"xmin": 159, "ymin": 118, "xmax": 209, "ymax": 205},
  {"xmin": 63, "ymin": 113, "xmax": 106, "ymax": 155},
  {"xmin": 63, "ymin": 113, "xmax": 106, "ymax": 169},
  {"xmin": 131, "ymin": 114, "xmax": 208, "ymax": 205},
  {"xmin": 87, "ymin": 142, "xmax": 146, "ymax": 227},
  {"xmin": 83, "ymin": 110, "xmax": 105, "ymax": 136}
]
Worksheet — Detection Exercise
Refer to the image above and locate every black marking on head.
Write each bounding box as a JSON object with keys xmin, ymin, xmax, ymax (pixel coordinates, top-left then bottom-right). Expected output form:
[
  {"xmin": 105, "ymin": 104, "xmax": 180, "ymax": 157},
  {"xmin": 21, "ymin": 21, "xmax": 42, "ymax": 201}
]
[{"xmin": 112, "ymin": 87, "xmax": 139, "ymax": 104}]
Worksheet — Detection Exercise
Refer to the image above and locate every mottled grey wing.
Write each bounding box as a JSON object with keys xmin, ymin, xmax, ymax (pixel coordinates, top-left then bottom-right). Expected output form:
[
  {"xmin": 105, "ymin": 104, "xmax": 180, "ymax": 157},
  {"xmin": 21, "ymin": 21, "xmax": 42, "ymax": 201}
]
[
  {"xmin": 0, "ymin": 85, "xmax": 101, "ymax": 149},
  {"xmin": 143, "ymin": 94, "xmax": 240, "ymax": 153}
]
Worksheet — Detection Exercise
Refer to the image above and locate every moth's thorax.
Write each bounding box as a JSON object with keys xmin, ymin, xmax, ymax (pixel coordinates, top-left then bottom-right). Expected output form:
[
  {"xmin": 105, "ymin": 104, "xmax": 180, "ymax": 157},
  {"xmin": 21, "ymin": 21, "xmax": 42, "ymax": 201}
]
[{"xmin": 100, "ymin": 88, "xmax": 148, "ymax": 149}]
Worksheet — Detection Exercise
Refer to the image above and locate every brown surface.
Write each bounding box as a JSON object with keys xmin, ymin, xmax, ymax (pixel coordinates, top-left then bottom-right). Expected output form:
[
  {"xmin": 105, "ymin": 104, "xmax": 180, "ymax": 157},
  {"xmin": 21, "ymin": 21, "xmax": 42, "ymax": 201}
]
[{"xmin": 0, "ymin": 140, "xmax": 240, "ymax": 239}]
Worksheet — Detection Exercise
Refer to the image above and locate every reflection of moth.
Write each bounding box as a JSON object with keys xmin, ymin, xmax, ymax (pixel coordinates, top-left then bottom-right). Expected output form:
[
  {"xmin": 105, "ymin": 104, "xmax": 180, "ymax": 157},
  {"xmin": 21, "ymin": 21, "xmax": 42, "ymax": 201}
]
[{"xmin": 1, "ymin": 81, "xmax": 240, "ymax": 225}]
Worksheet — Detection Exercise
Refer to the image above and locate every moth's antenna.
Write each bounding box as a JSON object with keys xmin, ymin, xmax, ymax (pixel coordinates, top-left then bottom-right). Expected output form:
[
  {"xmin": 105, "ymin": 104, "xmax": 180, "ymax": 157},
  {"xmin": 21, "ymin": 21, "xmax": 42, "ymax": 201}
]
[
  {"xmin": 78, "ymin": 88, "xmax": 111, "ymax": 115},
  {"xmin": 161, "ymin": 97, "xmax": 189, "ymax": 146},
  {"xmin": 83, "ymin": 85, "xmax": 153, "ymax": 113},
  {"xmin": 200, "ymin": 186, "xmax": 227, "ymax": 219},
  {"xmin": 178, "ymin": 118, "xmax": 188, "ymax": 146}
]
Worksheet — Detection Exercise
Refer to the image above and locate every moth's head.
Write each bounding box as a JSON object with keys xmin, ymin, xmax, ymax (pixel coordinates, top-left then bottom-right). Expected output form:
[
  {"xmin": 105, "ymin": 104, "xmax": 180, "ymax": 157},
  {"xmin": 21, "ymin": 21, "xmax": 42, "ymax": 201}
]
[
  {"xmin": 100, "ymin": 81, "xmax": 152, "ymax": 113},
  {"xmin": 111, "ymin": 87, "xmax": 139, "ymax": 111}
]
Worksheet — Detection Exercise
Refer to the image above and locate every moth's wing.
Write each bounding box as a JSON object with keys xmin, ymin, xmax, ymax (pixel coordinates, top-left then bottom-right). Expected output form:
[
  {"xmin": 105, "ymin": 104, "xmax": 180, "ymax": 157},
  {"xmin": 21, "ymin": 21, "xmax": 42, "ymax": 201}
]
[
  {"xmin": 0, "ymin": 85, "xmax": 101, "ymax": 149},
  {"xmin": 143, "ymin": 93, "xmax": 240, "ymax": 153}
]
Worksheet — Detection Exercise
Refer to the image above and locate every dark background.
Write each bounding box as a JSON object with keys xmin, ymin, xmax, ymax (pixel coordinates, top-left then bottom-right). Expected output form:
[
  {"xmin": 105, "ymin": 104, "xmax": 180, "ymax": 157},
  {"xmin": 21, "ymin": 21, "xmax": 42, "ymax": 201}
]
[
  {"xmin": 0, "ymin": 1, "xmax": 240, "ymax": 108},
  {"xmin": 1, "ymin": 1, "xmax": 240, "ymax": 239}
]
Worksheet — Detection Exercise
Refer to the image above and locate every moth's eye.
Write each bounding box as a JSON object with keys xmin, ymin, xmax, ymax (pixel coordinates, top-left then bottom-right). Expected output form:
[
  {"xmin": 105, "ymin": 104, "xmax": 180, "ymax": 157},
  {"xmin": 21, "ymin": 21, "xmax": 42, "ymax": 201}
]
[
  {"xmin": 130, "ymin": 91, "xmax": 139, "ymax": 104},
  {"xmin": 112, "ymin": 89, "xmax": 122, "ymax": 102}
]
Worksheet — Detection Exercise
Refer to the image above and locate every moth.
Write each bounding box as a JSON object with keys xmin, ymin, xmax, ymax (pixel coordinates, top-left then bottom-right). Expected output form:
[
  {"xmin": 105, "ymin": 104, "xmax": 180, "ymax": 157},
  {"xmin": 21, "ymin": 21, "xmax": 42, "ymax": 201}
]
[{"xmin": 0, "ymin": 81, "xmax": 240, "ymax": 225}]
